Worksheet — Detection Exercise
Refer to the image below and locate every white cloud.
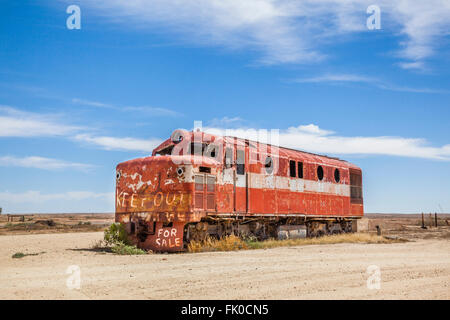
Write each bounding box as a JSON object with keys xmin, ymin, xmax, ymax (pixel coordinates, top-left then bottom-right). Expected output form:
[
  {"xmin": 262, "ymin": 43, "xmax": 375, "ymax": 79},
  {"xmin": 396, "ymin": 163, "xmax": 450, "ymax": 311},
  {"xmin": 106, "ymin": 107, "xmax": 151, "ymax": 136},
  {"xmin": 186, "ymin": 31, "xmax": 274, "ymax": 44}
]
[
  {"xmin": 0, "ymin": 105, "xmax": 80, "ymax": 137},
  {"xmin": 74, "ymin": 134, "xmax": 162, "ymax": 153},
  {"xmin": 296, "ymin": 124, "xmax": 333, "ymax": 136},
  {"xmin": 0, "ymin": 156, "xmax": 94, "ymax": 171},
  {"xmin": 293, "ymin": 73, "xmax": 450, "ymax": 94},
  {"xmin": 204, "ymin": 123, "xmax": 450, "ymax": 161},
  {"xmin": 207, "ymin": 116, "xmax": 244, "ymax": 128},
  {"xmin": 295, "ymin": 74, "xmax": 375, "ymax": 84},
  {"xmin": 74, "ymin": 0, "xmax": 450, "ymax": 68},
  {"xmin": 397, "ymin": 61, "xmax": 426, "ymax": 71},
  {"xmin": 390, "ymin": 1, "xmax": 450, "ymax": 64},
  {"xmin": 72, "ymin": 98, "xmax": 112, "ymax": 108},
  {"xmin": 123, "ymin": 106, "xmax": 181, "ymax": 117},
  {"xmin": 0, "ymin": 105, "xmax": 165, "ymax": 153},
  {"xmin": 0, "ymin": 190, "xmax": 114, "ymax": 213},
  {"xmin": 72, "ymin": 98, "xmax": 181, "ymax": 117},
  {"xmin": 0, "ymin": 191, "xmax": 113, "ymax": 203}
]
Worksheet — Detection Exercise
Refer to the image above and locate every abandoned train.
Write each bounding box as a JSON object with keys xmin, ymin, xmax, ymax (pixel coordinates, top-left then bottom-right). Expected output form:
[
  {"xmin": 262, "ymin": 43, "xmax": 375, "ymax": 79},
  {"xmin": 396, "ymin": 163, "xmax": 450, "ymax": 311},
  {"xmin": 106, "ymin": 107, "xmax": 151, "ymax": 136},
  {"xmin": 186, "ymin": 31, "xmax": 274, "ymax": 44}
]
[{"xmin": 115, "ymin": 129, "xmax": 364, "ymax": 252}]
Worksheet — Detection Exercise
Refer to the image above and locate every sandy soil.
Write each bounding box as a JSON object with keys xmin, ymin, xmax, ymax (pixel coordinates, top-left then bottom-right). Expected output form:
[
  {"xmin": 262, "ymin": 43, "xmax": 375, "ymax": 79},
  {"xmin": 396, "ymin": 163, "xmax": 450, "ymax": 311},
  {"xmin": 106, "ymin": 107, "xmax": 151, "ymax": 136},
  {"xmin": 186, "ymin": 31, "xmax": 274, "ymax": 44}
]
[{"xmin": 0, "ymin": 232, "xmax": 449, "ymax": 300}]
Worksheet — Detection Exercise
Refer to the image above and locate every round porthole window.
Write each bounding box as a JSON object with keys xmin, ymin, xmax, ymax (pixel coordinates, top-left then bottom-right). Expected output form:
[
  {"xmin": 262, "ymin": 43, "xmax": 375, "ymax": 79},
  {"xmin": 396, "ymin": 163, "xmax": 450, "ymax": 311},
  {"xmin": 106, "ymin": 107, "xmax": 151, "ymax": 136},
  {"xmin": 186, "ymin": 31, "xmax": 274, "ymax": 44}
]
[
  {"xmin": 334, "ymin": 168, "xmax": 340, "ymax": 183},
  {"xmin": 317, "ymin": 166, "xmax": 324, "ymax": 181}
]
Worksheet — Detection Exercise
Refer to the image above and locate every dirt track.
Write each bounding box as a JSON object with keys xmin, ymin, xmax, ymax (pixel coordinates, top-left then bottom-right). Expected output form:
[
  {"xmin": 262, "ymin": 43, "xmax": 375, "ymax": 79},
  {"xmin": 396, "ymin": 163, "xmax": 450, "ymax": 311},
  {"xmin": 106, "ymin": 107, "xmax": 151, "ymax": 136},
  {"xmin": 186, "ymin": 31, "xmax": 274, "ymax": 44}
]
[{"xmin": 0, "ymin": 232, "xmax": 449, "ymax": 299}]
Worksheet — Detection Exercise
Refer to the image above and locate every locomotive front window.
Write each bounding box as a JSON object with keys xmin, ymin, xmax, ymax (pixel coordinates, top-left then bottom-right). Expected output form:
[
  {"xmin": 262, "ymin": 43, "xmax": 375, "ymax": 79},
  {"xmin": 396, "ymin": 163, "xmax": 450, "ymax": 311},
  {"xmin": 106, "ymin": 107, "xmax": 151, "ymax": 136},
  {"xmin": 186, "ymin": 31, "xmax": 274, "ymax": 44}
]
[
  {"xmin": 205, "ymin": 144, "xmax": 218, "ymax": 159},
  {"xmin": 289, "ymin": 160, "xmax": 296, "ymax": 178},
  {"xmin": 155, "ymin": 145, "xmax": 174, "ymax": 156},
  {"xmin": 190, "ymin": 142, "xmax": 204, "ymax": 156}
]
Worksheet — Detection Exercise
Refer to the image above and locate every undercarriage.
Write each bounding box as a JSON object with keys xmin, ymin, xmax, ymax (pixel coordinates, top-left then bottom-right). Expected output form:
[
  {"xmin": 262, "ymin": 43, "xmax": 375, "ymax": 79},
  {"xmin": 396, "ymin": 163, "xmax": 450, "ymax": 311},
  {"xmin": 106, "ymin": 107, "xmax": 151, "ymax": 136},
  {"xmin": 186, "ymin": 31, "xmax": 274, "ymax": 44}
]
[{"xmin": 184, "ymin": 216, "xmax": 355, "ymax": 244}]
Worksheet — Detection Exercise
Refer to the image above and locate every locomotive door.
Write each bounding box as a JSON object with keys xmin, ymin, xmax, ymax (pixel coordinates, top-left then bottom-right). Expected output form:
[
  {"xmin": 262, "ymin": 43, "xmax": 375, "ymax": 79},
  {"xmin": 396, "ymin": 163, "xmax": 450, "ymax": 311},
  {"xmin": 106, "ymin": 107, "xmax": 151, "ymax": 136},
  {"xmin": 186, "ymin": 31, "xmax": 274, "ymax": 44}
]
[
  {"xmin": 194, "ymin": 174, "xmax": 216, "ymax": 211},
  {"xmin": 234, "ymin": 148, "xmax": 247, "ymax": 213}
]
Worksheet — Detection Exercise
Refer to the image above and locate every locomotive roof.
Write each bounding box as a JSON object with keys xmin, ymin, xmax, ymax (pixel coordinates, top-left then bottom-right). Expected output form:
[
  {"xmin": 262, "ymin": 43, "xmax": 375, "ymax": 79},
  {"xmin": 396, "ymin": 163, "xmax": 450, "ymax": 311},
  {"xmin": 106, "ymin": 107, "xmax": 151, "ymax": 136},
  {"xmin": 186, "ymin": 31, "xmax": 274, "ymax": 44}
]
[
  {"xmin": 153, "ymin": 131, "xmax": 361, "ymax": 170},
  {"xmin": 227, "ymin": 136, "xmax": 360, "ymax": 170}
]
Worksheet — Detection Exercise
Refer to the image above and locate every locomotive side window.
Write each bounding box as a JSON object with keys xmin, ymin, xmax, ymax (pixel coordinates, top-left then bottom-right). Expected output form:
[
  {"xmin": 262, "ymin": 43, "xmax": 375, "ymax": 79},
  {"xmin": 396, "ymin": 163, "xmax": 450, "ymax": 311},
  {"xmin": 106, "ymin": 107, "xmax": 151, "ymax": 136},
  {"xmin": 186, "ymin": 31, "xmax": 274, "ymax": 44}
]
[
  {"xmin": 265, "ymin": 156, "xmax": 273, "ymax": 174},
  {"xmin": 298, "ymin": 162, "xmax": 303, "ymax": 179},
  {"xmin": 334, "ymin": 168, "xmax": 340, "ymax": 183},
  {"xmin": 289, "ymin": 160, "xmax": 296, "ymax": 178},
  {"xmin": 350, "ymin": 171, "xmax": 363, "ymax": 204},
  {"xmin": 236, "ymin": 150, "xmax": 245, "ymax": 175},
  {"xmin": 317, "ymin": 165, "xmax": 324, "ymax": 181},
  {"xmin": 225, "ymin": 147, "xmax": 233, "ymax": 168}
]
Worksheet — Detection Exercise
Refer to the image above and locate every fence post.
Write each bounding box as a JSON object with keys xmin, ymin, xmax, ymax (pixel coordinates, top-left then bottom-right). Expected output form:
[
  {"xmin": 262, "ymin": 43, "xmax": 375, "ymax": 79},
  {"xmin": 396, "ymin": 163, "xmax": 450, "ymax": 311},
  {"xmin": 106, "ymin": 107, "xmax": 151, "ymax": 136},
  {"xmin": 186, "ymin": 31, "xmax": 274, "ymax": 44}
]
[
  {"xmin": 375, "ymin": 225, "xmax": 381, "ymax": 236},
  {"xmin": 421, "ymin": 212, "xmax": 426, "ymax": 229}
]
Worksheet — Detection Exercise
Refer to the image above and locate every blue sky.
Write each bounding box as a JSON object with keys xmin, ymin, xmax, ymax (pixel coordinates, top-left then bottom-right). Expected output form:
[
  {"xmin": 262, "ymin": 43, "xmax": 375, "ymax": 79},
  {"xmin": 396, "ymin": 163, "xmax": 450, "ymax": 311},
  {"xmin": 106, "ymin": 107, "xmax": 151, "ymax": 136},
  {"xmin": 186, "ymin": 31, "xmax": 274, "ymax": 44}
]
[{"xmin": 0, "ymin": 0, "xmax": 449, "ymax": 213}]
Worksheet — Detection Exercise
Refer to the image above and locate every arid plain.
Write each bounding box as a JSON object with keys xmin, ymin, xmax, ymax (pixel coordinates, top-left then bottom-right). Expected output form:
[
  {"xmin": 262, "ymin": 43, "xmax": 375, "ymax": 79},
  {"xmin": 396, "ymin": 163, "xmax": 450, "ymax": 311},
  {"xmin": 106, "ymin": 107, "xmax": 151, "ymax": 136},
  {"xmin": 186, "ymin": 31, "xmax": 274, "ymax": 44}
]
[{"xmin": 0, "ymin": 213, "xmax": 449, "ymax": 299}]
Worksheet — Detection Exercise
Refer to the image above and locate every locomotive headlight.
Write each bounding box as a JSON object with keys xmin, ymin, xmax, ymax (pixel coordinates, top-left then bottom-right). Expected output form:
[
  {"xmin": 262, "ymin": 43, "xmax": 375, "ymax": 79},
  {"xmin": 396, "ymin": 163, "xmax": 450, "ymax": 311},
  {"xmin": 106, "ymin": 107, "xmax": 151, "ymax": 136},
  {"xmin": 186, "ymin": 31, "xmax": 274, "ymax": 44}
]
[
  {"xmin": 171, "ymin": 129, "xmax": 188, "ymax": 143},
  {"xmin": 116, "ymin": 171, "xmax": 122, "ymax": 181},
  {"xmin": 177, "ymin": 167, "xmax": 185, "ymax": 176}
]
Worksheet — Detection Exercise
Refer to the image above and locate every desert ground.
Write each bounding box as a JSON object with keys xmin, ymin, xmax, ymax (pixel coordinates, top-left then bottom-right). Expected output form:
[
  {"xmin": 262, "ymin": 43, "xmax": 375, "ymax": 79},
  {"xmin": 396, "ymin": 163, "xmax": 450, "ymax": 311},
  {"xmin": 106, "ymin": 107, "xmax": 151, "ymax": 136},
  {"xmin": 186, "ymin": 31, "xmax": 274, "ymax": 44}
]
[{"xmin": 0, "ymin": 213, "xmax": 449, "ymax": 300}]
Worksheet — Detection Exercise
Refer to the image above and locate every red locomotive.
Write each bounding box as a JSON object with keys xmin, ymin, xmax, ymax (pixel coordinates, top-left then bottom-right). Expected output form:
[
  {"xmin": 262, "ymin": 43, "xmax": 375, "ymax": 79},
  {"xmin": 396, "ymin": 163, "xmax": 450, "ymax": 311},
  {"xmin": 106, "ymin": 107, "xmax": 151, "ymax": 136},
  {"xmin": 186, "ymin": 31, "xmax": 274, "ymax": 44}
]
[{"xmin": 115, "ymin": 129, "xmax": 364, "ymax": 252}]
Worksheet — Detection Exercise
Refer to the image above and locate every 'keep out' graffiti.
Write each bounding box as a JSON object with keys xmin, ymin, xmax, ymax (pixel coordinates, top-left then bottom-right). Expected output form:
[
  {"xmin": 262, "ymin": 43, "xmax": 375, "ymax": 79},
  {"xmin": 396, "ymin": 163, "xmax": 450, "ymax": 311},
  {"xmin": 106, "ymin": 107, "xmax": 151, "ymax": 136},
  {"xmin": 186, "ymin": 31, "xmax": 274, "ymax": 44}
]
[{"xmin": 117, "ymin": 190, "xmax": 187, "ymax": 209}]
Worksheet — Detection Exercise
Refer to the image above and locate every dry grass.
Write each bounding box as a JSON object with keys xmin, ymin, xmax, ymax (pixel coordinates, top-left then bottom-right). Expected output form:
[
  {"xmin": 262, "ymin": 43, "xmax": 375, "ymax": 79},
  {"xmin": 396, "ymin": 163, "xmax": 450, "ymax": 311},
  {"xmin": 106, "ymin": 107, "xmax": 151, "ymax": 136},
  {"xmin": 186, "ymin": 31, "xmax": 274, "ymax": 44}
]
[
  {"xmin": 187, "ymin": 233, "xmax": 402, "ymax": 253},
  {"xmin": 188, "ymin": 235, "xmax": 248, "ymax": 253}
]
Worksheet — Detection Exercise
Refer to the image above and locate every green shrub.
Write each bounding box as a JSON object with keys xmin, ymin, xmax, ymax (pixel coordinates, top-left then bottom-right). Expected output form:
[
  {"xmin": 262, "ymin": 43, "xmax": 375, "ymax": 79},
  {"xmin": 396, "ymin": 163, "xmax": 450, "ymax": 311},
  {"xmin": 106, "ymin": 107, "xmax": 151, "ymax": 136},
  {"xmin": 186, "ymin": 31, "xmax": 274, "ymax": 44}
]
[
  {"xmin": 104, "ymin": 223, "xmax": 130, "ymax": 246},
  {"xmin": 111, "ymin": 242, "xmax": 147, "ymax": 255},
  {"xmin": 12, "ymin": 251, "xmax": 45, "ymax": 259},
  {"xmin": 101, "ymin": 223, "xmax": 147, "ymax": 255}
]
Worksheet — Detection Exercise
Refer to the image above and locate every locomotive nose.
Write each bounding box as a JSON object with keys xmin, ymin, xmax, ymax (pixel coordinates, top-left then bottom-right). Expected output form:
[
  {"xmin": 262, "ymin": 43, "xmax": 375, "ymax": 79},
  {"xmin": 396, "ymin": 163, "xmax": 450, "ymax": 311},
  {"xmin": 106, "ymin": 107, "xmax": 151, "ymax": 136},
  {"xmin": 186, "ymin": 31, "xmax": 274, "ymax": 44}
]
[
  {"xmin": 115, "ymin": 155, "xmax": 196, "ymax": 252},
  {"xmin": 115, "ymin": 155, "xmax": 193, "ymax": 212}
]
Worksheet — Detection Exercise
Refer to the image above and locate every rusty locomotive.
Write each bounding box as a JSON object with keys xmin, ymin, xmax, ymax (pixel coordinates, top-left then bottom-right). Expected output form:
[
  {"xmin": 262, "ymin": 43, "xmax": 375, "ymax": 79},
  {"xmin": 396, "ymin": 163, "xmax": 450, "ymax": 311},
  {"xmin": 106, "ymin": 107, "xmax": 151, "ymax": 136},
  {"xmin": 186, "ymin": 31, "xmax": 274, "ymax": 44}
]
[{"xmin": 115, "ymin": 129, "xmax": 364, "ymax": 252}]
